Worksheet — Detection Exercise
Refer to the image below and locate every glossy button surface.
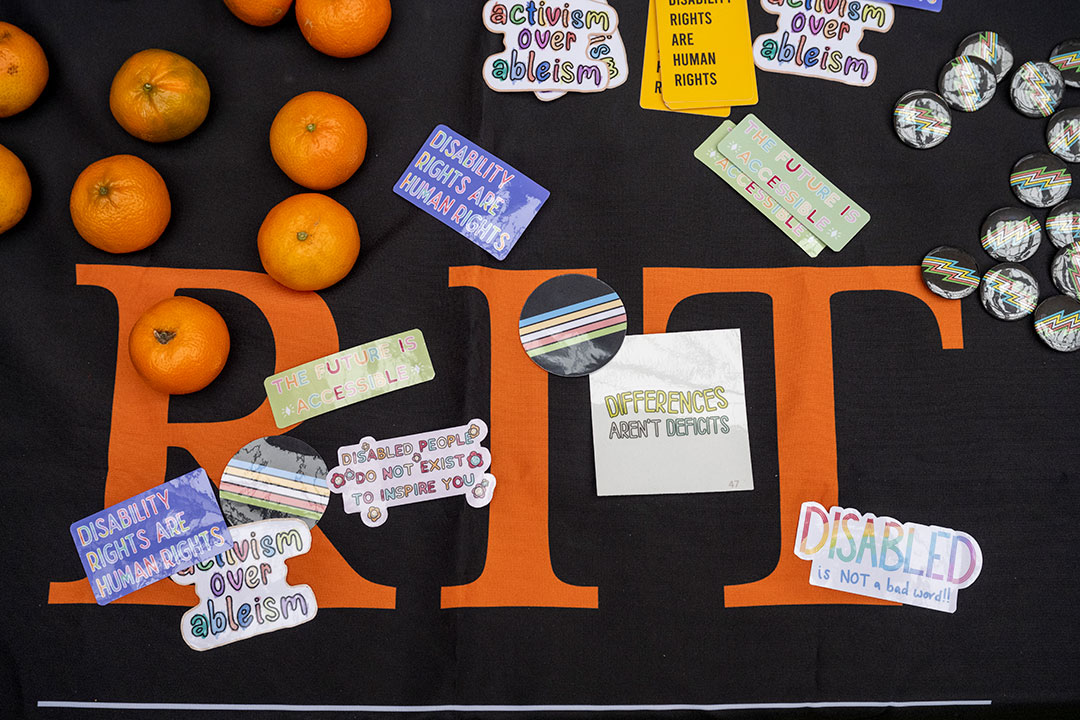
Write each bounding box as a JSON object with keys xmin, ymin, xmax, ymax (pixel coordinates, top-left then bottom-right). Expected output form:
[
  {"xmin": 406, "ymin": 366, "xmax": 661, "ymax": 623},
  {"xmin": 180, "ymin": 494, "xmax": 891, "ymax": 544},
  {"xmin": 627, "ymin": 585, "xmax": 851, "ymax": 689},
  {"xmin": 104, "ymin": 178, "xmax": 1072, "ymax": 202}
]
[
  {"xmin": 980, "ymin": 208, "xmax": 1043, "ymax": 262},
  {"xmin": 1034, "ymin": 295, "xmax": 1080, "ymax": 351},
  {"xmin": 922, "ymin": 246, "xmax": 980, "ymax": 299},
  {"xmin": 1010, "ymin": 153, "xmax": 1071, "ymax": 208},
  {"xmin": 894, "ymin": 90, "xmax": 952, "ymax": 149},
  {"xmin": 1050, "ymin": 39, "xmax": 1080, "ymax": 88},
  {"xmin": 1046, "ymin": 107, "xmax": 1080, "ymax": 163},
  {"xmin": 519, "ymin": 274, "xmax": 628, "ymax": 377},
  {"xmin": 957, "ymin": 31, "xmax": 1014, "ymax": 80},
  {"xmin": 1010, "ymin": 61, "xmax": 1065, "ymax": 117},
  {"xmin": 939, "ymin": 56, "xmax": 996, "ymax": 112},
  {"xmin": 1047, "ymin": 200, "xmax": 1080, "ymax": 249},
  {"xmin": 980, "ymin": 263, "xmax": 1039, "ymax": 321},
  {"xmin": 1051, "ymin": 241, "xmax": 1080, "ymax": 301}
]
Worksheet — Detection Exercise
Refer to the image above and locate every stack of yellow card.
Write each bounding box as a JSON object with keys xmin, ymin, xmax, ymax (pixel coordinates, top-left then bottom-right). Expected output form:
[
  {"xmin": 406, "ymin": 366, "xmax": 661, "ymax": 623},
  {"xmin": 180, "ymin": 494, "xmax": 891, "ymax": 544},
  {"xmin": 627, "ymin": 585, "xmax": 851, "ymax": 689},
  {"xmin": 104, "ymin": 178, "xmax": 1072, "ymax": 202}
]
[{"xmin": 639, "ymin": 0, "xmax": 758, "ymax": 117}]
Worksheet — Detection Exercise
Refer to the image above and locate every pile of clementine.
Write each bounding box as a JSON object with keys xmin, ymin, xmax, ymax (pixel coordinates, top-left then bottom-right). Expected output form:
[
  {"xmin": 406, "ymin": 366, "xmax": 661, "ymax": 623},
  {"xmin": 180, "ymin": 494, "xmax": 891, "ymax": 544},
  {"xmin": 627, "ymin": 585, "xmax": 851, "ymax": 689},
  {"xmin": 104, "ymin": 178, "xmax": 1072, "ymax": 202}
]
[{"xmin": 7, "ymin": 4, "xmax": 388, "ymax": 393}]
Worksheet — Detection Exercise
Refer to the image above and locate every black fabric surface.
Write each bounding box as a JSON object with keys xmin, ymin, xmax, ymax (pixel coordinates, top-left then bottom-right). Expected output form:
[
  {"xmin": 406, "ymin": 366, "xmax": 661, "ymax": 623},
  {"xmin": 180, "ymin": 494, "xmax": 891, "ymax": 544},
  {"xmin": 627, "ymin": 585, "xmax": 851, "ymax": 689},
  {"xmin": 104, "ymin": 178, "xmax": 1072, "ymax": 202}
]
[{"xmin": 2, "ymin": 1, "xmax": 1079, "ymax": 718}]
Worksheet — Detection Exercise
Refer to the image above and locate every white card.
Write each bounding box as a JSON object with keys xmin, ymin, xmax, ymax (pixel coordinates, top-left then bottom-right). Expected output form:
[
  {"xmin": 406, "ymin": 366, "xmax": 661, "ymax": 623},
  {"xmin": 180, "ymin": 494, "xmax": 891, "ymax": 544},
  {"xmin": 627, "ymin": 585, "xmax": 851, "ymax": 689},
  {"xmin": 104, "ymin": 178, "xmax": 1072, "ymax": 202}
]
[{"xmin": 589, "ymin": 329, "xmax": 754, "ymax": 496}]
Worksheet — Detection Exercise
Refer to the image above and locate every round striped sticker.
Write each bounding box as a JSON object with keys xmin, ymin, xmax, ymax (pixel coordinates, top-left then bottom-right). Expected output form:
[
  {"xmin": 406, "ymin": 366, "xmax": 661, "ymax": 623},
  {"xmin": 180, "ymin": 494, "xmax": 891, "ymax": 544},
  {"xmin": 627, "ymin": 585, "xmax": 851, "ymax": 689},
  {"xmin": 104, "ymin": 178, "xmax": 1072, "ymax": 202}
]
[
  {"xmin": 219, "ymin": 436, "xmax": 329, "ymax": 529},
  {"xmin": 519, "ymin": 274, "xmax": 627, "ymax": 377}
]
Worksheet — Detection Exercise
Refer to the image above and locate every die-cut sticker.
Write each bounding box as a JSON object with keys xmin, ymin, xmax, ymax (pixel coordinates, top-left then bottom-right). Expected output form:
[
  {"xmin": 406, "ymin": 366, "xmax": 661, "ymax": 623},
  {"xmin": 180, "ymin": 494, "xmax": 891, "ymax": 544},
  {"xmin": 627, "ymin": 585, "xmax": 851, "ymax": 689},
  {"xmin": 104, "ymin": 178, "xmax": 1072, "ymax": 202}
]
[
  {"xmin": 264, "ymin": 330, "xmax": 435, "ymax": 428},
  {"xmin": 220, "ymin": 436, "xmax": 329, "ymax": 529},
  {"xmin": 753, "ymin": 0, "xmax": 894, "ymax": 87},
  {"xmin": 328, "ymin": 420, "xmax": 496, "ymax": 527},
  {"xmin": 394, "ymin": 126, "xmax": 549, "ymax": 260},
  {"xmin": 537, "ymin": 0, "xmax": 628, "ymax": 101},
  {"xmin": 172, "ymin": 518, "xmax": 317, "ymax": 651},
  {"xmin": 482, "ymin": 0, "xmax": 618, "ymax": 93},
  {"xmin": 795, "ymin": 502, "xmax": 983, "ymax": 613},
  {"xmin": 71, "ymin": 468, "xmax": 232, "ymax": 605}
]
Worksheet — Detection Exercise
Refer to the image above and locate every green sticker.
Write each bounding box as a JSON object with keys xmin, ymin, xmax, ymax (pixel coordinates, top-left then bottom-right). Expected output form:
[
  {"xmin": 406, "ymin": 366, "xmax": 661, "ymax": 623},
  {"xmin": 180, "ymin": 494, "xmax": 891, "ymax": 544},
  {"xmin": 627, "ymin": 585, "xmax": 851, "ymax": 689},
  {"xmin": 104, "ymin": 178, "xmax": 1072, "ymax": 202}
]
[
  {"xmin": 264, "ymin": 329, "xmax": 435, "ymax": 428},
  {"xmin": 715, "ymin": 114, "xmax": 870, "ymax": 251},
  {"xmin": 694, "ymin": 121, "xmax": 826, "ymax": 258}
]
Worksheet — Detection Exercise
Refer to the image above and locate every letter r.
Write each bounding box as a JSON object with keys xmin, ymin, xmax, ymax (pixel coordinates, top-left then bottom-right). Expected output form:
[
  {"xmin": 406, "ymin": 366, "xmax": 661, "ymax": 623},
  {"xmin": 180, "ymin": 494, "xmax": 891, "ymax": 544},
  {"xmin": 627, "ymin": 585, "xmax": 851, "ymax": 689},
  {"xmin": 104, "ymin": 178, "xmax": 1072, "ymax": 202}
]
[{"xmin": 49, "ymin": 265, "xmax": 394, "ymax": 609}]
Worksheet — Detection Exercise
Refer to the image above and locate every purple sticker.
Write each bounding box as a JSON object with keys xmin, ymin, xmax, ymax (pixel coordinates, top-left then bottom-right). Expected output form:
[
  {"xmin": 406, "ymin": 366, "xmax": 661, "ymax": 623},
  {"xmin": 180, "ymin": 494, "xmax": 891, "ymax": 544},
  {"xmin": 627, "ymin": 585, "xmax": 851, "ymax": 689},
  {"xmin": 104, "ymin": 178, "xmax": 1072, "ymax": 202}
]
[
  {"xmin": 70, "ymin": 468, "xmax": 233, "ymax": 605},
  {"xmin": 886, "ymin": 0, "xmax": 942, "ymax": 11},
  {"xmin": 393, "ymin": 125, "xmax": 549, "ymax": 260}
]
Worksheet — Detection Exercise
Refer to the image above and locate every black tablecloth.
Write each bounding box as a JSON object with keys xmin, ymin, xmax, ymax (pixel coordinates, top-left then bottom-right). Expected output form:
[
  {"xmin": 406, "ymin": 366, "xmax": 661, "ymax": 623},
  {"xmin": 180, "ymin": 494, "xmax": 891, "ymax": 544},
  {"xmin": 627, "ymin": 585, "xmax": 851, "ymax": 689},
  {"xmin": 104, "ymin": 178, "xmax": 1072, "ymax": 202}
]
[{"xmin": 3, "ymin": 1, "xmax": 1079, "ymax": 717}]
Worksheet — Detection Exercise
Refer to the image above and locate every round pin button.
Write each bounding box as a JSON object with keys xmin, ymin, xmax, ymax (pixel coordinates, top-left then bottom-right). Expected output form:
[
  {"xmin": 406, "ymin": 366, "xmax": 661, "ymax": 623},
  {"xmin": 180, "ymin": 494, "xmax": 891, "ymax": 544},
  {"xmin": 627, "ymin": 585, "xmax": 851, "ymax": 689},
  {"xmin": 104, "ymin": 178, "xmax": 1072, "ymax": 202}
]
[
  {"xmin": 1010, "ymin": 153, "xmax": 1071, "ymax": 208},
  {"xmin": 938, "ymin": 56, "xmax": 996, "ymax": 112},
  {"xmin": 1047, "ymin": 107, "xmax": 1080, "ymax": 163},
  {"xmin": 1050, "ymin": 39, "xmax": 1080, "ymax": 89},
  {"xmin": 957, "ymin": 31, "xmax": 1014, "ymax": 81},
  {"xmin": 893, "ymin": 90, "xmax": 952, "ymax": 149},
  {"xmin": 979, "ymin": 208, "xmax": 1043, "ymax": 262},
  {"xmin": 1047, "ymin": 200, "xmax": 1080, "ymax": 249},
  {"xmin": 1051, "ymin": 241, "xmax": 1080, "ymax": 301},
  {"xmin": 519, "ymin": 274, "xmax": 627, "ymax": 377},
  {"xmin": 1033, "ymin": 295, "xmax": 1080, "ymax": 352},
  {"xmin": 1010, "ymin": 61, "xmax": 1065, "ymax": 118},
  {"xmin": 220, "ymin": 436, "xmax": 329, "ymax": 529},
  {"xmin": 980, "ymin": 263, "xmax": 1039, "ymax": 321},
  {"xmin": 921, "ymin": 246, "xmax": 980, "ymax": 299}
]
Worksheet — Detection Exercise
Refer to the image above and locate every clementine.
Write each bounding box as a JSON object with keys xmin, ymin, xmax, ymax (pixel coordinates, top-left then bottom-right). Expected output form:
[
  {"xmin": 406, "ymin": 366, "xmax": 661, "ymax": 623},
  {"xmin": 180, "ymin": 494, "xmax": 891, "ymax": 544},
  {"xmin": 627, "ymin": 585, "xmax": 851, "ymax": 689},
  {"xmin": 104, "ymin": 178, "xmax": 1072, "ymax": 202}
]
[
  {"xmin": 109, "ymin": 49, "xmax": 210, "ymax": 142},
  {"xmin": 129, "ymin": 296, "xmax": 231, "ymax": 394},
  {"xmin": 224, "ymin": 0, "xmax": 294, "ymax": 26},
  {"xmin": 257, "ymin": 193, "xmax": 360, "ymax": 291},
  {"xmin": 295, "ymin": 0, "xmax": 391, "ymax": 58},
  {"xmin": 0, "ymin": 22, "xmax": 49, "ymax": 117},
  {"xmin": 70, "ymin": 154, "xmax": 171, "ymax": 253},
  {"xmin": 0, "ymin": 143, "xmax": 31, "ymax": 234},
  {"xmin": 270, "ymin": 91, "xmax": 367, "ymax": 190}
]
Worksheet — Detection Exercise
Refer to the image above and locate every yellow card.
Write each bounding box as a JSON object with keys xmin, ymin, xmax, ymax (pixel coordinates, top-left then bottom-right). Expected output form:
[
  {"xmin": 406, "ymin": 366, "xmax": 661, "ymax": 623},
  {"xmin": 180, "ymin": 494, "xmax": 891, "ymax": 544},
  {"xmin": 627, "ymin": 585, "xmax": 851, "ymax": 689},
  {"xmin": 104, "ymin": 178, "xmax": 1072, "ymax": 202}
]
[
  {"xmin": 639, "ymin": 0, "xmax": 730, "ymax": 117},
  {"xmin": 655, "ymin": 0, "xmax": 758, "ymax": 109}
]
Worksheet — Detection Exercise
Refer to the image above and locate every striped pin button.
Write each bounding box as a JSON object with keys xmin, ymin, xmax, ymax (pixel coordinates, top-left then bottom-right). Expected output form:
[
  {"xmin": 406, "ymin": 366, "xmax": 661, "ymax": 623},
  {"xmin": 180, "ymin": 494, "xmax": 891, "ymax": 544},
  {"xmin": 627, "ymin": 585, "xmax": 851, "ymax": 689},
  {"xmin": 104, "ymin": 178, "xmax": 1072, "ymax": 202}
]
[
  {"xmin": 219, "ymin": 436, "xmax": 329, "ymax": 529},
  {"xmin": 519, "ymin": 274, "xmax": 627, "ymax": 377},
  {"xmin": 1034, "ymin": 295, "xmax": 1080, "ymax": 352}
]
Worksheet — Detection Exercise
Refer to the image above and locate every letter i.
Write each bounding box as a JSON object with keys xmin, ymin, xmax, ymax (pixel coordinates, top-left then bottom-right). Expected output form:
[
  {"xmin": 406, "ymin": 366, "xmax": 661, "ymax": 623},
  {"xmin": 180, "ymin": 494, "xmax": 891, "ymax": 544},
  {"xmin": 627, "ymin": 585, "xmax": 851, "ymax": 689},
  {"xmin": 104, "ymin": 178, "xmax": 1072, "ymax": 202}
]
[
  {"xmin": 254, "ymin": 596, "xmax": 263, "ymax": 623},
  {"xmin": 538, "ymin": 0, "xmax": 546, "ymax": 25},
  {"xmin": 250, "ymin": 531, "xmax": 259, "ymax": 560},
  {"xmin": 841, "ymin": 205, "xmax": 850, "ymax": 216},
  {"xmin": 827, "ymin": 509, "xmax": 842, "ymax": 558}
]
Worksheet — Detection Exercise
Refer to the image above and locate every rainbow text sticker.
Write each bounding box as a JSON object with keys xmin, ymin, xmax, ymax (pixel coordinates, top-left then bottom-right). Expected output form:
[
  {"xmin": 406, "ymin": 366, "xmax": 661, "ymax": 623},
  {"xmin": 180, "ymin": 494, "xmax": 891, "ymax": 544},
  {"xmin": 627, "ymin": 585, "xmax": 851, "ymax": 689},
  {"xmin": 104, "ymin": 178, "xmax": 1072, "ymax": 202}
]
[
  {"xmin": 172, "ymin": 518, "xmax": 317, "ymax": 651},
  {"xmin": 328, "ymin": 419, "xmax": 495, "ymax": 527}
]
